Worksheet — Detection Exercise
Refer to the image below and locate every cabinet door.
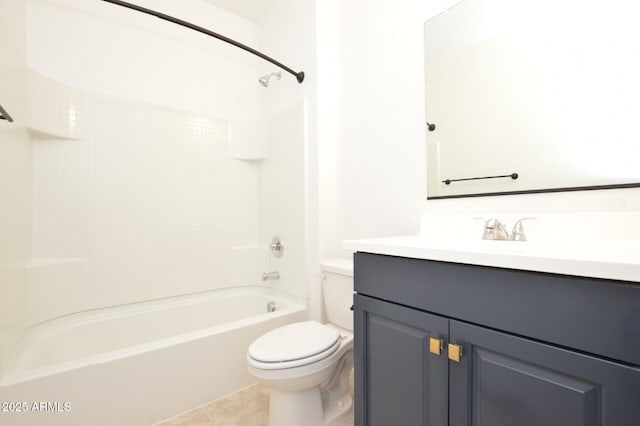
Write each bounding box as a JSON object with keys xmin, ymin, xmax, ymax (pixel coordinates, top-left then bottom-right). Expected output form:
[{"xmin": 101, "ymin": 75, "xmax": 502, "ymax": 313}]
[
  {"xmin": 449, "ymin": 320, "xmax": 640, "ymax": 426},
  {"xmin": 354, "ymin": 294, "xmax": 449, "ymax": 426}
]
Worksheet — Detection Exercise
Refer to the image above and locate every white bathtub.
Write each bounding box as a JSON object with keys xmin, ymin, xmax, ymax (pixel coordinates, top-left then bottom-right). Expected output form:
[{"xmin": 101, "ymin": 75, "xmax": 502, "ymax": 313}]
[{"xmin": 0, "ymin": 286, "xmax": 307, "ymax": 426}]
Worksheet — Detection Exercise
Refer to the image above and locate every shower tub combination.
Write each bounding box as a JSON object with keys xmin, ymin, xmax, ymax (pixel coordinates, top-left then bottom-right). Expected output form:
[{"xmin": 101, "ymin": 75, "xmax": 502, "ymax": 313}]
[{"xmin": 0, "ymin": 286, "xmax": 306, "ymax": 426}]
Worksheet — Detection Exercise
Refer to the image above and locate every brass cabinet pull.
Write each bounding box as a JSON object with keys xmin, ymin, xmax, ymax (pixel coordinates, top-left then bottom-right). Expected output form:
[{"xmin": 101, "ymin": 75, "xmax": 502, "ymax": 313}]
[
  {"xmin": 448, "ymin": 343, "xmax": 463, "ymax": 362},
  {"xmin": 429, "ymin": 337, "xmax": 444, "ymax": 356}
]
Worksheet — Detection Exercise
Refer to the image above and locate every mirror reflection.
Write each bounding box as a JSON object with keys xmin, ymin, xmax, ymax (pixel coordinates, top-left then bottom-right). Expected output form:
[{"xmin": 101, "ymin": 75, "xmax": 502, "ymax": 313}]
[{"xmin": 425, "ymin": 0, "xmax": 640, "ymax": 198}]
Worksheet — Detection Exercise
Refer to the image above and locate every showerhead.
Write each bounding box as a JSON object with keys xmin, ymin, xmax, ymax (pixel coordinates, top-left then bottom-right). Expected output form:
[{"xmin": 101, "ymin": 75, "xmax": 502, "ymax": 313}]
[{"xmin": 258, "ymin": 71, "xmax": 281, "ymax": 87}]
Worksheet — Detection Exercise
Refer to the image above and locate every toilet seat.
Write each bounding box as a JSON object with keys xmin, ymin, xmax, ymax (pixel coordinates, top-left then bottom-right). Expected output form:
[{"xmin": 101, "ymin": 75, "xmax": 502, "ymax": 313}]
[{"xmin": 248, "ymin": 321, "xmax": 341, "ymax": 370}]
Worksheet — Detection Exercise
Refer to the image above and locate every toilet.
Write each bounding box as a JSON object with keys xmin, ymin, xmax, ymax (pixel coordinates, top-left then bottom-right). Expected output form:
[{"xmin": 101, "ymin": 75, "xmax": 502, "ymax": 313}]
[{"xmin": 247, "ymin": 259, "xmax": 354, "ymax": 426}]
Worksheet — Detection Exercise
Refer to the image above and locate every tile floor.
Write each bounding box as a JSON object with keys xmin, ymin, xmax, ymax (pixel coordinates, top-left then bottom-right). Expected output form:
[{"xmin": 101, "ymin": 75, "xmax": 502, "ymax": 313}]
[{"xmin": 155, "ymin": 372, "xmax": 354, "ymax": 426}]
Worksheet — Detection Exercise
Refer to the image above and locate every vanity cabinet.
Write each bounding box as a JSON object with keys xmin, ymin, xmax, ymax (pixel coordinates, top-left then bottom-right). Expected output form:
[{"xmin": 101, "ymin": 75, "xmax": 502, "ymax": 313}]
[
  {"xmin": 353, "ymin": 253, "xmax": 640, "ymax": 426},
  {"xmin": 354, "ymin": 294, "xmax": 448, "ymax": 425}
]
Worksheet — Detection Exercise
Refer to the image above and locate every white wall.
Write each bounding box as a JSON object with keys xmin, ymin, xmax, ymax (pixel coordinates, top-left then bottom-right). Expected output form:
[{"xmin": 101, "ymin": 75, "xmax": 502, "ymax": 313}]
[
  {"xmin": 0, "ymin": 0, "xmax": 30, "ymax": 379},
  {"xmin": 317, "ymin": 0, "xmax": 435, "ymax": 259},
  {"xmin": 27, "ymin": 0, "xmax": 261, "ymax": 119},
  {"xmin": 317, "ymin": 0, "xmax": 640, "ymax": 260}
]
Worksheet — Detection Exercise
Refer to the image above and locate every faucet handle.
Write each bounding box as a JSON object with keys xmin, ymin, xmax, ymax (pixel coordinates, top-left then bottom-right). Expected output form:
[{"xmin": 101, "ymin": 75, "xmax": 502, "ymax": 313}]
[
  {"xmin": 510, "ymin": 217, "xmax": 536, "ymax": 241},
  {"xmin": 474, "ymin": 217, "xmax": 493, "ymax": 240},
  {"xmin": 475, "ymin": 217, "xmax": 508, "ymax": 240},
  {"xmin": 493, "ymin": 220, "xmax": 510, "ymax": 240}
]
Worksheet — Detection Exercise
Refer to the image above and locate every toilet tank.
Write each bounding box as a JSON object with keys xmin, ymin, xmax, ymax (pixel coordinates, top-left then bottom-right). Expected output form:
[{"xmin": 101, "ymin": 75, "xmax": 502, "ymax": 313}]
[{"xmin": 321, "ymin": 259, "xmax": 354, "ymax": 331}]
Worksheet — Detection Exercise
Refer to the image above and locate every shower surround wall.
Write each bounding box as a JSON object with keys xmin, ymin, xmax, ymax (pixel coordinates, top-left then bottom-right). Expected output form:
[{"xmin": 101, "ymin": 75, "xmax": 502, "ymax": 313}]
[
  {"xmin": 0, "ymin": 0, "xmax": 310, "ymax": 382},
  {"xmin": 0, "ymin": 0, "xmax": 30, "ymax": 379},
  {"xmin": 28, "ymin": 74, "xmax": 264, "ymax": 324},
  {"xmin": 257, "ymin": 0, "xmax": 319, "ymax": 317}
]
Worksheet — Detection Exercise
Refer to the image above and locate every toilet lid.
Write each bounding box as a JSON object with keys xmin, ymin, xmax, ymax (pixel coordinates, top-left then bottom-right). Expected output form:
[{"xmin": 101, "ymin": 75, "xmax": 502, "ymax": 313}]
[{"xmin": 248, "ymin": 321, "xmax": 340, "ymax": 364}]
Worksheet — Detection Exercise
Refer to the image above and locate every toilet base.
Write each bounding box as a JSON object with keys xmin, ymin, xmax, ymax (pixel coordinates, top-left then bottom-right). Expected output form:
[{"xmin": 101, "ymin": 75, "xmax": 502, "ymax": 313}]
[
  {"xmin": 321, "ymin": 351, "xmax": 353, "ymax": 424},
  {"xmin": 266, "ymin": 351, "xmax": 353, "ymax": 426},
  {"xmin": 269, "ymin": 387, "xmax": 323, "ymax": 426},
  {"xmin": 248, "ymin": 325, "xmax": 354, "ymax": 426},
  {"xmin": 268, "ymin": 386, "xmax": 352, "ymax": 426},
  {"xmin": 323, "ymin": 392, "xmax": 353, "ymax": 425}
]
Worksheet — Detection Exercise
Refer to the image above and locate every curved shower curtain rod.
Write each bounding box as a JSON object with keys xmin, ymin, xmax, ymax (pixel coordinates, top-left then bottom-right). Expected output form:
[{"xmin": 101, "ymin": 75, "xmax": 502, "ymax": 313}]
[
  {"xmin": 0, "ymin": 102, "xmax": 13, "ymax": 122},
  {"xmin": 100, "ymin": 0, "xmax": 305, "ymax": 83}
]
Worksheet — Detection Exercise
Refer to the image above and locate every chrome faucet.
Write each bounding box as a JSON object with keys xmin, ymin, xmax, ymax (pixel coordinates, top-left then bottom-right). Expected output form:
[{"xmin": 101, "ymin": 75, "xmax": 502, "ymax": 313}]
[
  {"xmin": 509, "ymin": 217, "xmax": 535, "ymax": 241},
  {"xmin": 262, "ymin": 271, "xmax": 280, "ymax": 281},
  {"xmin": 477, "ymin": 217, "xmax": 535, "ymax": 241},
  {"xmin": 480, "ymin": 218, "xmax": 510, "ymax": 240}
]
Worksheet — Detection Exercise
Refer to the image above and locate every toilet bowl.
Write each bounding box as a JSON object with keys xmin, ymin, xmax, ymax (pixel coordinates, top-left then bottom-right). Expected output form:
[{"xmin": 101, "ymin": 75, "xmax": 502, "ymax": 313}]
[{"xmin": 247, "ymin": 259, "xmax": 354, "ymax": 426}]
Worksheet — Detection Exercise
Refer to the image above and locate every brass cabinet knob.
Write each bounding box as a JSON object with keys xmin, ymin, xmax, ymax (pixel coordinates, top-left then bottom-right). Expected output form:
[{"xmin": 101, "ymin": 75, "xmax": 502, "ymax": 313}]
[
  {"xmin": 429, "ymin": 337, "xmax": 444, "ymax": 356},
  {"xmin": 448, "ymin": 343, "xmax": 463, "ymax": 362}
]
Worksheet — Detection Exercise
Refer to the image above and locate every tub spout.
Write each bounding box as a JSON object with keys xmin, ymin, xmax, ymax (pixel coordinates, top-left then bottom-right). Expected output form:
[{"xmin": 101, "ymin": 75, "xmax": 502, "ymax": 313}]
[{"xmin": 262, "ymin": 271, "xmax": 280, "ymax": 281}]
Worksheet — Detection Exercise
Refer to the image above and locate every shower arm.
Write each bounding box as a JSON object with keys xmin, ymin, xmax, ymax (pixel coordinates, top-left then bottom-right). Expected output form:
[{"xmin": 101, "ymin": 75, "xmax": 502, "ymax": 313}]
[
  {"xmin": 99, "ymin": 0, "xmax": 305, "ymax": 83},
  {"xmin": 0, "ymin": 102, "xmax": 13, "ymax": 122}
]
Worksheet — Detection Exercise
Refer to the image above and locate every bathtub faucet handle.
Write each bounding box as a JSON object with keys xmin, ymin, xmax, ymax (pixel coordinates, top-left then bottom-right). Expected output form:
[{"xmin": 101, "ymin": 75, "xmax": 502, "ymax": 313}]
[
  {"xmin": 270, "ymin": 236, "xmax": 284, "ymax": 258},
  {"xmin": 262, "ymin": 271, "xmax": 280, "ymax": 281}
]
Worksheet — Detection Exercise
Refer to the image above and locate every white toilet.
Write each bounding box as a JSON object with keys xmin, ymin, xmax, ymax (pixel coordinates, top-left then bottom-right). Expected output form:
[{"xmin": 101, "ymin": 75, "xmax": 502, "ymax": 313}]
[{"xmin": 247, "ymin": 259, "xmax": 354, "ymax": 426}]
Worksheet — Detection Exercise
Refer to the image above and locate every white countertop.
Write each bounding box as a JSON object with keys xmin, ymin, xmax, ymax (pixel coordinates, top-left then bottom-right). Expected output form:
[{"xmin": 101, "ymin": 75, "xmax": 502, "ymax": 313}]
[{"xmin": 343, "ymin": 235, "xmax": 640, "ymax": 283}]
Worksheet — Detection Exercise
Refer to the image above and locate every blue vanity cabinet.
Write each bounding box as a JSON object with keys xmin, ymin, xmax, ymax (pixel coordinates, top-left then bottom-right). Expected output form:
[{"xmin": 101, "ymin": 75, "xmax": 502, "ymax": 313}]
[
  {"xmin": 449, "ymin": 320, "xmax": 640, "ymax": 426},
  {"xmin": 353, "ymin": 294, "xmax": 448, "ymax": 426},
  {"xmin": 353, "ymin": 252, "xmax": 640, "ymax": 426}
]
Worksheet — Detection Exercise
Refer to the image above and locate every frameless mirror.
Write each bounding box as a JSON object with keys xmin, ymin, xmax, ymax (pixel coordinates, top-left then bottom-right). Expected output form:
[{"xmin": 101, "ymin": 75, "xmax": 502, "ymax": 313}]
[{"xmin": 425, "ymin": 0, "xmax": 640, "ymax": 199}]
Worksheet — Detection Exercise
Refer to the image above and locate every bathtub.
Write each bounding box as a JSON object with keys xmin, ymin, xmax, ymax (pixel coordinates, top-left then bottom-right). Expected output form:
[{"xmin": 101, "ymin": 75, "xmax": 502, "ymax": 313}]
[{"xmin": 0, "ymin": 286, "xmax": 307, "ymax": 426}]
